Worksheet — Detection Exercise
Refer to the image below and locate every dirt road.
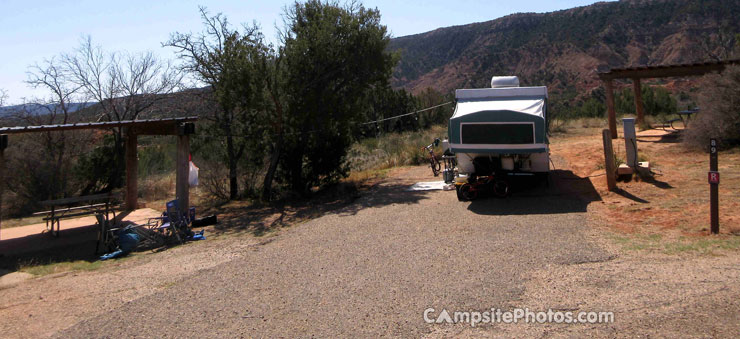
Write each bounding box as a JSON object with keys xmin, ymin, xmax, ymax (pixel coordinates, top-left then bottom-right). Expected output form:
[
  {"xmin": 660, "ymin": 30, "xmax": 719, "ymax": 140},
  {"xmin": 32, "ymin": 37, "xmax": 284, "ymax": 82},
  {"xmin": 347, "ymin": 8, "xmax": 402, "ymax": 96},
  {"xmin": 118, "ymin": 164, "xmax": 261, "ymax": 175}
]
[
  {"xmin": 3, "ymin": 166, "xmax": 739, "ymax": 337},
  {"xmin": 54, "ymin": 166, "xmax": 610, "ymax": 337}
]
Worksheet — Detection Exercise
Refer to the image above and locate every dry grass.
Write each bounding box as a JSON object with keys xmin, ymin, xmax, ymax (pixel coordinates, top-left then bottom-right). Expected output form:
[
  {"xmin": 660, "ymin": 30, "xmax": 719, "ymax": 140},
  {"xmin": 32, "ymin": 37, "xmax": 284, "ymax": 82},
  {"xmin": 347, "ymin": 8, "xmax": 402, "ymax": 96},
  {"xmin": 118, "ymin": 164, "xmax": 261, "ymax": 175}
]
[
  {"xmin": 551, "ymin": 116, "xmax": 674, "ymax": 136},
  {"xmin": 19, "ymin": 260, "xmax": 103, "ymax": 276},
  {"xmin": 609, "ymin": 233, "xmax": 740, "ymax": 254},
  {"xmin": 138, "ymin": 173, "xmax": 175, "ymax": 206},
  {"xmin": 550, "ymin": 117, "xmax": 609, "ymax": 135},
  {"xmin": 0, "ymin": 215, "xmax": 47, "ymax": 229},
  {"xmin": 346, "ymin": 125, "xmax": 447, "ymax": 172},
  {"xmin": 343, "ymin": 167, "xmax": 394, "ymax": 187}
]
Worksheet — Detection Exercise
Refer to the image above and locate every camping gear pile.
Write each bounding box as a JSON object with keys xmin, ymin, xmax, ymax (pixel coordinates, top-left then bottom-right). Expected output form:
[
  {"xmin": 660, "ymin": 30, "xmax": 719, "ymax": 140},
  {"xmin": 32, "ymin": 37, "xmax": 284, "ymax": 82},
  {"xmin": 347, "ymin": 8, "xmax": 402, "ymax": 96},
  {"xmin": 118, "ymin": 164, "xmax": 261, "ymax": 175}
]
[{"xmin": 99, "ymin": 199, "xmax": 217, "ymax": 260}]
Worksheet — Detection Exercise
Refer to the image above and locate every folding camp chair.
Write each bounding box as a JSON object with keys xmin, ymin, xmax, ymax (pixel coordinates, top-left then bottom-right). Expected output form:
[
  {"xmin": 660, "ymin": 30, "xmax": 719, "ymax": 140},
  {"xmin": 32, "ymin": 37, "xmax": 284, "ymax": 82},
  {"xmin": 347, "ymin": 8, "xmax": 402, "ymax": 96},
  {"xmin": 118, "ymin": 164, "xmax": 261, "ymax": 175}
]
[{"xmin": 145, "ymin": 199, "xmax": 191, "ymax": 244}]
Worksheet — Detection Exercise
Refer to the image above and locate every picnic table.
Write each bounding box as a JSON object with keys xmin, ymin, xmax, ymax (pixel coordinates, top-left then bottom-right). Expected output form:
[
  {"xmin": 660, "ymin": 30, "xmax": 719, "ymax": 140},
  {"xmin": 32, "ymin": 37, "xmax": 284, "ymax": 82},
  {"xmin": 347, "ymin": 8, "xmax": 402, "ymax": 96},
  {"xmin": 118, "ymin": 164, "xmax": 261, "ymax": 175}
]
[
  {"xmin": 676, "ymin": 109, "xmax": 699, "ymax": 127},
  {"xmin": 34, "ymin": 193, "xmax": 121, "ymax": 240},
  {"xmin": 658, "ymin": 108, "xmax": 699, "ymax": 130}
]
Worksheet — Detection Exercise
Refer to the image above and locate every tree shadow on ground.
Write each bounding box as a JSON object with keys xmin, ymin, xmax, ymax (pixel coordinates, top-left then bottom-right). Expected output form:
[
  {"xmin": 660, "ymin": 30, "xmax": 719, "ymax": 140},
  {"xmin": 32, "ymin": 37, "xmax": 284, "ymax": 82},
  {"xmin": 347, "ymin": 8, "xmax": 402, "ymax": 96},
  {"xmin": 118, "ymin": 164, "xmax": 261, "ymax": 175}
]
[
  {"xmin": 0, "ymin": 179, "xmax": 432, "ymax": 273},
  {"xmin": 0, "ymin": 210, "xmax": 164, "ymax": 274},
  {"xmin": 0, "ymin": 225, "xmax": 101, "ymax": 273},
  {"xmin": 637, "ymin": 129, "xmax": 681, "ymax": 143},
  {"xmin": 204, "ymin": 181, "xmax": 432, "ymax": 237},
  {"xmin": 613, "ymin": 188, "xmax": 650, "ymax": 203},
  {"xmin": 618, "ymin": 172, "xmax": 674, "ymax": 191},
  {"xmin": 642, "ymin": 176, "xmax": 674, "ymax": 189},
  {"xmin": 467, "ymin": 170, "xmax": 602, "ymax": 216}
]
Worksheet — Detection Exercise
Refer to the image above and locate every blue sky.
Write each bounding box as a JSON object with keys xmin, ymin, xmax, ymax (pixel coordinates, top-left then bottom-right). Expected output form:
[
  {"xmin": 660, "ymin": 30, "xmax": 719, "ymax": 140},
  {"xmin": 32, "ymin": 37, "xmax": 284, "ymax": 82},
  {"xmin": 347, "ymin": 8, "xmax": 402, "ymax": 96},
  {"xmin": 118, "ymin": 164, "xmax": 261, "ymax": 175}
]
[{"xmin": 0, "ymin": 0, "xmax": 608, "ymax": 105}]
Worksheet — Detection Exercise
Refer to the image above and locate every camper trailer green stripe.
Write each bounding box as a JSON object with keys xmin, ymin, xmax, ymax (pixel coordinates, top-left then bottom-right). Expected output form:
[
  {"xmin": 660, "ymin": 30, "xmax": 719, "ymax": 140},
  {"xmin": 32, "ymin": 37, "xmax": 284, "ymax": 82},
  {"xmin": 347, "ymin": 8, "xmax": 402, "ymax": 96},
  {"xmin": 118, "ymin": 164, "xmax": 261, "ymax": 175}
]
[{"xmin": 448, "ymin": 110, "xmax": 546, "ymax": 146}]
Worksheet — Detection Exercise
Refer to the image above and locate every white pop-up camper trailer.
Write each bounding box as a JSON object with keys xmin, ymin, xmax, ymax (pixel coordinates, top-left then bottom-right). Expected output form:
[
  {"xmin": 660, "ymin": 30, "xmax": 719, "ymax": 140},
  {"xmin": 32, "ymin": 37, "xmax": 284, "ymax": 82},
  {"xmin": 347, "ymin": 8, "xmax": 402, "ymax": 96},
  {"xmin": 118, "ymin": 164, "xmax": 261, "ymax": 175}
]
[{"xmin": 448, "ymin": 76, "xmax": 549, "ymax": 200}]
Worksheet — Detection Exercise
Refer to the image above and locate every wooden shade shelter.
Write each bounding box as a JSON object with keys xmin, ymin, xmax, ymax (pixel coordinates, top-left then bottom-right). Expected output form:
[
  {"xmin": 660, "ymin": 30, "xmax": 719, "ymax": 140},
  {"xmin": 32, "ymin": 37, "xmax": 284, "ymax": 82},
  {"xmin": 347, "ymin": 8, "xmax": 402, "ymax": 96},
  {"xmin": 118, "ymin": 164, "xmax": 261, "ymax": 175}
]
[
  {"xmin": 597, "ymin": 59, "xmax": 740, "ymax": 138},
  {"xmin": 0, "ymin": 117, "xmax": 197, "ymax": 236}
]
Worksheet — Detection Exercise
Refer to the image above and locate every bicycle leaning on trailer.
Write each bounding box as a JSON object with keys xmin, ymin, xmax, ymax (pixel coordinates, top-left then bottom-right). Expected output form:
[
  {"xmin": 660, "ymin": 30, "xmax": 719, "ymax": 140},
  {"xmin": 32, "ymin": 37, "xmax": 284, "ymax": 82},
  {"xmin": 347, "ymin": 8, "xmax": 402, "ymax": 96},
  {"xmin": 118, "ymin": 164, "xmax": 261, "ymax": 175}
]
[{"xmin": 422, "ymin": 138, "xmax": 441, "ymax": 176}]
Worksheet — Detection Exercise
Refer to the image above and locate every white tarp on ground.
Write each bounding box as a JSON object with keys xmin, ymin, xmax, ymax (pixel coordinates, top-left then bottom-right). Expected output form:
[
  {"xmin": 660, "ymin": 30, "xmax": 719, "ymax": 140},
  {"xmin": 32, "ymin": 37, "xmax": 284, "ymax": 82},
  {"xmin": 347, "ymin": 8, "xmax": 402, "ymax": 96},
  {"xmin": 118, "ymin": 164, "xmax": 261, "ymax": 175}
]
[{"xmin": 407, "ymin": 181, "xmax": 447, "ymax": 191}]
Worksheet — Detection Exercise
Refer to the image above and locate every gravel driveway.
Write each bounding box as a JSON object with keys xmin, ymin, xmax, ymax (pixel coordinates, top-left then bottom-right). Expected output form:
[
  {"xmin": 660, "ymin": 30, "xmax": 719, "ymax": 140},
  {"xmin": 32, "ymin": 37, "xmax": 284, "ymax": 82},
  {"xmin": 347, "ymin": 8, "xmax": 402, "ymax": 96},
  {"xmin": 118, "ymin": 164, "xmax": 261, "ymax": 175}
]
[{"xmin": 58, "ymin": 167, "xmax": 613, "ymax": 337}]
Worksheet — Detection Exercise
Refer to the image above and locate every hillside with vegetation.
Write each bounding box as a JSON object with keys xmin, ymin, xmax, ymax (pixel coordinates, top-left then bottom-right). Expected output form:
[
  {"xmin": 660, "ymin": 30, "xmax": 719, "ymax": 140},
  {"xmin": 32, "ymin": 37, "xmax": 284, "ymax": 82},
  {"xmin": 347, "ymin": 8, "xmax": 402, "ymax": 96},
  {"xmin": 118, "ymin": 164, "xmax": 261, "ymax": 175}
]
[
  {"xmin": 388, "ymin": 0, "xmax": 740, "ymax": 100},
  {"xmin": 3, "ymin": 0, "xmax": 739, "ymax": 218}
]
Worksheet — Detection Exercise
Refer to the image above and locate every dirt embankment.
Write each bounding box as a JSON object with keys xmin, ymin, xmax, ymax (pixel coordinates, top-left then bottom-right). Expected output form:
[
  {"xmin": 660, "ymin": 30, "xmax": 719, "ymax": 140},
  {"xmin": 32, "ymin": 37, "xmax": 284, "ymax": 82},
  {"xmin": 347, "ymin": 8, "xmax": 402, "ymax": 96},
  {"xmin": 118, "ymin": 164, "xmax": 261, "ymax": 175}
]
[{"xmin": 552, "ymin": 126, "xmax": 740, "ymax": 239}]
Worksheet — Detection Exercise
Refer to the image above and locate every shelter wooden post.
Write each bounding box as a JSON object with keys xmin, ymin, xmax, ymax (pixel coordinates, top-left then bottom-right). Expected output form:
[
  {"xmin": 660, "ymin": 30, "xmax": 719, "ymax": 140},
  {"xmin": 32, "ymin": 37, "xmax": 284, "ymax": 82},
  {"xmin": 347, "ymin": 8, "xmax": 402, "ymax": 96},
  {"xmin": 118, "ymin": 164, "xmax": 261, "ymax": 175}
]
[
  {"xmin": 632, "ymin": 78, "xmax": 645, "ymax": 125},
  {"xmin": 125, "ymin": 130, "xmax": 138, "ymax": 210},
  {"xmin": 604, "ymin": 79, "xmax": 617, "ymax": 139},
  {"xmin": 602, "ymin": 129, "xmax": 617, "ymax": 191},
  {"xmin": 176, "ymin": 123, "xmax": 193, "ymax": 212},
  {"xmin": 0, "ymin": 135, "xmax": 6, "ymax": 241}
]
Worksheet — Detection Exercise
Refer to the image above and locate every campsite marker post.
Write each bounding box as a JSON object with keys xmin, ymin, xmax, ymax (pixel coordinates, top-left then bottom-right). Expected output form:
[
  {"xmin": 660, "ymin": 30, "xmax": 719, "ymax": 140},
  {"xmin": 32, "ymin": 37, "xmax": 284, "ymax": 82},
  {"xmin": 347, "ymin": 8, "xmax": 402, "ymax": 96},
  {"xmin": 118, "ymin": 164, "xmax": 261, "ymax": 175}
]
[{"xmin": 709, "ymin": 138, "xmax": 719, "ymax": 234}]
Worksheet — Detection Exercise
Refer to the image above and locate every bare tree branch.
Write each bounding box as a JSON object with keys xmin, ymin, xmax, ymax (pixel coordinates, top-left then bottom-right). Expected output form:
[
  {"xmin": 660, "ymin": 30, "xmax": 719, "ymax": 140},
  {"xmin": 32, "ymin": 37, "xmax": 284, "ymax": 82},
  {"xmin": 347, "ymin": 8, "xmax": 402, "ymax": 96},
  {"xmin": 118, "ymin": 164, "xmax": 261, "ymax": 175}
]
[
  {"xmin": 63, "ymin": 35, "xmax": 183, "ymax": 123},
  {"xmin": 0, "ymin": 89, "xmax": 8, "ymax": 106}
]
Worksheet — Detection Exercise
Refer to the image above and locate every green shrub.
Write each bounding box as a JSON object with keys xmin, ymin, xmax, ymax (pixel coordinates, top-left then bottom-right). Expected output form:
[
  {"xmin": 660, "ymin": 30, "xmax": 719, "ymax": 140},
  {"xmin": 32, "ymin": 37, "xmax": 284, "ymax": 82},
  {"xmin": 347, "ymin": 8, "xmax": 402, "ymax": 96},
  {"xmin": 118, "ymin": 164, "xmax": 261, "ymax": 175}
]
[{"xmin": 616, "ymin": 85, "xmax": 677, "ymax": 116}]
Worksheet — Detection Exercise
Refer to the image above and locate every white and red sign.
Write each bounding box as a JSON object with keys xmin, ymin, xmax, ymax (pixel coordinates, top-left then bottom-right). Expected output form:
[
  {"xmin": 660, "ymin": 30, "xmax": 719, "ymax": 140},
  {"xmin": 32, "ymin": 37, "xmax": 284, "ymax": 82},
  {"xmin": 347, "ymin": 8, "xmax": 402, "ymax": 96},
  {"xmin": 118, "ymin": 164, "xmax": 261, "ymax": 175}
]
[{"xmin": 708, "ymin": 171, "xmax": 720, "ymax": 184}]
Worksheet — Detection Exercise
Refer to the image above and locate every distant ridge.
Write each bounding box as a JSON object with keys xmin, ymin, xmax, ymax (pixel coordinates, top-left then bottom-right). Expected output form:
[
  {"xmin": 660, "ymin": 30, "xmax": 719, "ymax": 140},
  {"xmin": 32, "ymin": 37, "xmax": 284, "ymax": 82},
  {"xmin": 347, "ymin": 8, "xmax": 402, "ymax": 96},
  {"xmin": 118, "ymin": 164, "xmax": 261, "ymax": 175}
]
[
  {"xmin": 0, "ymin": 87, "xmax": 213, "ymax": 127},
  {"xmin": 0, "ymin": 102, "xmax": 93, "ymax": 118},
  {"xmin": 388, "ymin": 0, "xmax": 740, "ymax": 96}
]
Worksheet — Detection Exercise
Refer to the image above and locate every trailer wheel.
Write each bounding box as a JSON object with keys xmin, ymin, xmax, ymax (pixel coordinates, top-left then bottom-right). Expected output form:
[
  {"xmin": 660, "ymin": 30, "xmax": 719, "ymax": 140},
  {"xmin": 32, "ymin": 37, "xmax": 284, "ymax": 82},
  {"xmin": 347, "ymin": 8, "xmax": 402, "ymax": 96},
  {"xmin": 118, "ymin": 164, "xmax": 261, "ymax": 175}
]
[
  {"xmin": 456, "ymin": 185, "xmax": 465, "ymax": 201},
  {"xmin": 493, "ymin": 180, "xmax": 509, "ymax": 198},
  {"xmin": 459, "ymin": 184, "xmax": 477, "ymax": 201}
]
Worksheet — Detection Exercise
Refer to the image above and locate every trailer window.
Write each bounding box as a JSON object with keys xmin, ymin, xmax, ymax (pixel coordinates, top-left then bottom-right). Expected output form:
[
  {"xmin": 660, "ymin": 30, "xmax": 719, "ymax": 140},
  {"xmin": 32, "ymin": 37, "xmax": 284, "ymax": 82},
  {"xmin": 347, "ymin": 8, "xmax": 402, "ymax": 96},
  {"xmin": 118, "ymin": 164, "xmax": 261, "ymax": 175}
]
[{"xmin": 461, "ymin": 123, "xmax": 534, "ymax": 144}]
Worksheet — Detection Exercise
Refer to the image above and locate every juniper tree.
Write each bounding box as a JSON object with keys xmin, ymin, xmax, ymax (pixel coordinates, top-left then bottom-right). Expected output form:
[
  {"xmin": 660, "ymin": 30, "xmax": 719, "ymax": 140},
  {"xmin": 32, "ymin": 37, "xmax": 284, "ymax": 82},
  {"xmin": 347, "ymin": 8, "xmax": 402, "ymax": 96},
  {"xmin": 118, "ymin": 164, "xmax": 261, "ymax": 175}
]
[{"xmin": 279, "ymin": 0, "xmax": 395, "ymax": 193}]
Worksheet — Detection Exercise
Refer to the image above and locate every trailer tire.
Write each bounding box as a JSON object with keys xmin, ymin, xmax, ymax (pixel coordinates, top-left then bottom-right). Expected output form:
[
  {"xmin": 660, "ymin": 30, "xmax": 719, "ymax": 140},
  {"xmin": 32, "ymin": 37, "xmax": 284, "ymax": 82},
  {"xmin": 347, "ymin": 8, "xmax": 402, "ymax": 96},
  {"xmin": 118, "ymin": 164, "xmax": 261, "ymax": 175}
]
[
  {"xmin": 459, "ymin": 184, "xmax": 477, "ymax": 201},
  {"xmin": 493, "ymin": 179, "xmax": 509, "ymax": 198},
  {"xmin": 456, "ymin": 185, "xmax": 465, "ymax": 201}
]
